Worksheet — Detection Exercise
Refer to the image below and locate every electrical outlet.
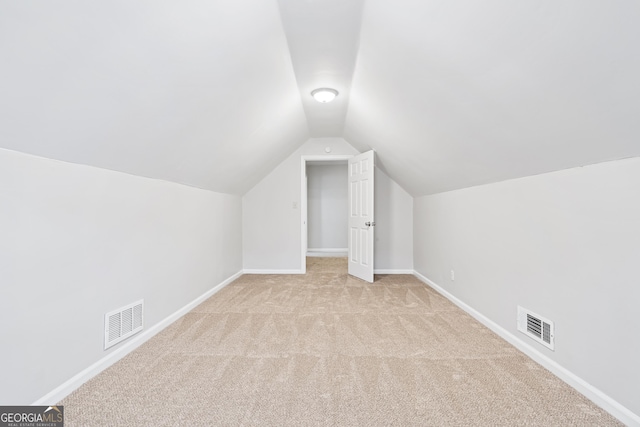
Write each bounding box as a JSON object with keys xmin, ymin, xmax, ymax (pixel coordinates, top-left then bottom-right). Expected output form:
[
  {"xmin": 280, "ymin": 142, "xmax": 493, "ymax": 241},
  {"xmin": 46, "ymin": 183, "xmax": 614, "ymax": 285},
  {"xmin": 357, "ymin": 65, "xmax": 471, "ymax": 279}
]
[{"xmin": 450, "ymin": 270, "xmax": 455, "ymax": 281}]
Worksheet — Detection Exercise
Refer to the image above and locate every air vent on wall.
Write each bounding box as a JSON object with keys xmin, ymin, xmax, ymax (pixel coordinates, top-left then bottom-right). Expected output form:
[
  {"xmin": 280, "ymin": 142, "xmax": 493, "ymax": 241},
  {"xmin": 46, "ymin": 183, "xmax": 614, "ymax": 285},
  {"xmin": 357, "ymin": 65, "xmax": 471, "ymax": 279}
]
[
  {"xmin": 104, "ymin": 300, "xmax": 144, "ymax": 350},
  {"xmin": 517, "ymin": 306, "xmax": 554, "ymax": 350}
]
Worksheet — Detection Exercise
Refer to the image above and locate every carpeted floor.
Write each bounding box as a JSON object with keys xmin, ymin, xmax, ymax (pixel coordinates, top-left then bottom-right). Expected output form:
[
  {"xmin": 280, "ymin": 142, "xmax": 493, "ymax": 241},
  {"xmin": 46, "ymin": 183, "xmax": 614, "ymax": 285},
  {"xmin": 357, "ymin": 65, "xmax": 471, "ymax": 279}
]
[{"xmin": 61, "ymin": 257, "xmax": 622, "ymax": 426}]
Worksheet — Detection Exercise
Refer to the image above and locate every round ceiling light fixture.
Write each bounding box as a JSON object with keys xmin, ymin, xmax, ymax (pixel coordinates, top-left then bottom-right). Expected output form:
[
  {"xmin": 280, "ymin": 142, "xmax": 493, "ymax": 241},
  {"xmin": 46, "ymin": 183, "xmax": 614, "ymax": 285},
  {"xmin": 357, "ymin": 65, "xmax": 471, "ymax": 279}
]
[{"xmin": 311, "ymin": 88, "xmax": 339, "ymax": 103}]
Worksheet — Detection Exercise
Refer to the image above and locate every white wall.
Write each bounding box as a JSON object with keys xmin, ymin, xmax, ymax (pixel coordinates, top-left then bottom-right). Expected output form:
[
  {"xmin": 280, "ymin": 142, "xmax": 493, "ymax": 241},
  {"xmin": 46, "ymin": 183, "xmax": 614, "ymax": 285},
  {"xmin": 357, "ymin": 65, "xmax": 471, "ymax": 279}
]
[
  {"xmin": 243, "ymin": 137, "xmax": 413, "ymax": 272},
  {"xmin": 0, "ymin": 148, "xmax": 243, "ymax": 405},
  {"xmin": 243, "ymin": 138, "xmax": 357, "ymax": 271},
  {"xmin": 413, "ymin": 157, "xmax": 640, "ymax": 418},
  {"xmin": 374, "ymin": 168, "xmax": 413, "ymax": 271},
  {"xmin": 307, "ymin": 164, "xmax": 348, "ymax": 250}
]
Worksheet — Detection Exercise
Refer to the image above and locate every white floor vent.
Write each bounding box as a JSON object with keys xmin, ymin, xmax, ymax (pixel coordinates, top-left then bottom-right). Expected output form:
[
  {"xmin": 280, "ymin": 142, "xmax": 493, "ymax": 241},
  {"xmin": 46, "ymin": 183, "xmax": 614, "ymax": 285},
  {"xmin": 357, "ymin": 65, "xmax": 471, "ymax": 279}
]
[
  {"xmin": 517, "ymin": 306, "xmax": 554, "ymax": 350},
  {"xmin": 104, "ymin": 300, "xmax": 144, "ymax": 350}
]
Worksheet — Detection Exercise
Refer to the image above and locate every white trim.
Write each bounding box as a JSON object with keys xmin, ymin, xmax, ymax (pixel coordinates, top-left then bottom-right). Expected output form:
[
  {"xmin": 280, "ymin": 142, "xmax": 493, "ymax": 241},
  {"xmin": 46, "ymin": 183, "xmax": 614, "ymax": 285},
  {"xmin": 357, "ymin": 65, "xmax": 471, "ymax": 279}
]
[
  {"xmin": 307, "ymin": 248, "xmax": 348, "ymax": 253},
  {"xmin": 302, "ymin": 155, "xmax": 354, "ymax": 162},
  {"xmin": 301, "ymin": 155, "xmax": 353, "ymax": 276},
  {"xmin": 307, "ymin": 248, "xmax": 348, "ymax": 258},
  {"xmin": 412, "ymin": 270, "xmax": 640, "ymax": 427},
  {"xmin": 243, "ymin": 269, "xmax": 304, "ymax": 274},
  {"xmin": 32, "ymin": 269, "xmax": 243, "ymax": 406},
  {"xmin": 301, "ymin": 158, "xmax": 307, "ymax": 274},
  {"xmin": 374, "ymin": 269, "xmax": 414, "ymax": 274},
  {"xmin": 307, "ymin": 252, "xmax": 348, "ymax": 258}
]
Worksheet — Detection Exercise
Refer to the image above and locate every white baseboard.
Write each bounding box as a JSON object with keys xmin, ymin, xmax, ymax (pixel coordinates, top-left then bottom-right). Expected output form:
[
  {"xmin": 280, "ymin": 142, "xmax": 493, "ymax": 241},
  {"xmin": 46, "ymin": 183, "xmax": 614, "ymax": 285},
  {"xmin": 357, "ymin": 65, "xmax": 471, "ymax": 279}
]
[
  {"xmin": 307, "ymin": 248, "xmax": 348, "ymax": 257},
  {"xmin": 374, "ymin": 269, "xmax": 414, "ymax": 274},
  {"xmin": 307, "ymin": 252, "xmax": 348, "ymax": 257},
  {"xmin": 33, "ymin": 269, "xmax": 244, "ymax": 406},
  {"xmin": 243, "ymin": 267, "xmax": 411, "ymax": 274},
  {"xmin": 243, "ymin": 269, "xmax": 304, "ymax": 274},
  {"xmin": 412, "ymin": 270, "xmax": 640, "ymax": 427}
]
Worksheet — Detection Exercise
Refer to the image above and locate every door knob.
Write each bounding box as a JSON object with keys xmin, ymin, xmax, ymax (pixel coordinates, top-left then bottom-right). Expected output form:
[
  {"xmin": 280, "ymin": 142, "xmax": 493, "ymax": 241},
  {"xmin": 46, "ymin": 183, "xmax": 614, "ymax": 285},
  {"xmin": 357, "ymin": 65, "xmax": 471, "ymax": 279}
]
[{"xmin": 365, "ymin": 221, "xmax": 376, "ymax": 227}]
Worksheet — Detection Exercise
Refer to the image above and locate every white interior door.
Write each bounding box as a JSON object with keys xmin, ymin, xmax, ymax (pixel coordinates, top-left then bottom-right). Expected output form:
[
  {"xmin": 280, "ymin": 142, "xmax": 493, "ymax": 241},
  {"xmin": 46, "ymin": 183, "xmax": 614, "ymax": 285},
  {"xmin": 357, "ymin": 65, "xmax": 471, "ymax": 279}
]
[{"xmin": 348, "ymin": 150, "xmax": 375, "ymax": 282}]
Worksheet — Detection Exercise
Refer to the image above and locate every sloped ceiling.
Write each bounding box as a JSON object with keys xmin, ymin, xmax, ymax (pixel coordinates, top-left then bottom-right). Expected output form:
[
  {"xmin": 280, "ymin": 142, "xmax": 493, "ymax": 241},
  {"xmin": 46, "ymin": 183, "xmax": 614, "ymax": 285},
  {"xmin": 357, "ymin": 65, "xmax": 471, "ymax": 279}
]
[
  {"xmin": 0, "ymin": 1, "xmax": 308, "ymax": 194},
  {"xmin": 345, "ymin": 0, "xmax": 640, "ymax": 195},
  {"xmin": 278, "ymin": 0, "xmax": 364, "ymax": 137},
  {"xmin": 2, "ymin": 1, "xmax": 640, "ymax": 196}
]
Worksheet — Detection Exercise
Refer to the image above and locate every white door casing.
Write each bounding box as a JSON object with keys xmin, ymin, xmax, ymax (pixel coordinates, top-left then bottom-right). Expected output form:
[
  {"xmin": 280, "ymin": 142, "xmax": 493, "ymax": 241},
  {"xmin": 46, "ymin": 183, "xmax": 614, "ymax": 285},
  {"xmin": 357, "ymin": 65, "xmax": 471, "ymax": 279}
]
[
  {"xmin": 348, "ymin": 150, "xmax": 375, "ymax": 282},
  {"xmin": 300, "ymin": 155, "xmax": 354, "ymax": 273}
]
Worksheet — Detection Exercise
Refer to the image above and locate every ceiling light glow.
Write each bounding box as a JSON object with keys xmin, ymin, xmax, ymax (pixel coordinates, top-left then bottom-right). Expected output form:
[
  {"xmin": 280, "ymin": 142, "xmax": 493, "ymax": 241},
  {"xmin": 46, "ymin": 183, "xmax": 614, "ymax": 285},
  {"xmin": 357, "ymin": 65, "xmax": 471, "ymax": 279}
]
[{"xmin": 311, "ymin": 88, "xmax": 338, "ymax": 103}]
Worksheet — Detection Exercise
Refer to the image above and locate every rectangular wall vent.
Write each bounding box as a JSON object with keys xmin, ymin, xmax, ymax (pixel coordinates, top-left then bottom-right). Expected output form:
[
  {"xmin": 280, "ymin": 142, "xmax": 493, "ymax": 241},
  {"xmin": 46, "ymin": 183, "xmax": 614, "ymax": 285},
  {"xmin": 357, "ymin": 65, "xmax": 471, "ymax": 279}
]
[
  {"xmin": 104, "ymin": 300, "xmax": 144, "ymax": 350},
  {"xmin": 517, "ymin": 306, "xmax": 554, "ymax": 350}
]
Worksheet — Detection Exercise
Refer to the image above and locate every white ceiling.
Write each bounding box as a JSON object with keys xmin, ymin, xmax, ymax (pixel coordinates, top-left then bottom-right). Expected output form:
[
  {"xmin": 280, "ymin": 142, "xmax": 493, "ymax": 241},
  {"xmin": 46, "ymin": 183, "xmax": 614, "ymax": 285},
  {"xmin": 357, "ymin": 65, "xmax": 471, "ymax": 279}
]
[
  {"xmin": 0, "ymin": 1, "xmax": 308, "ymax": 194},
  {"xmin": 345, "ymin": 0, "xmax": 640, "ymax": 195},
  {"xmin": 2, "ymin": 1, "xmax": 640, "ymax": 196},
  {"xmin": 278, "ymin": 0, "xmax": 364, "ymax": 137}
]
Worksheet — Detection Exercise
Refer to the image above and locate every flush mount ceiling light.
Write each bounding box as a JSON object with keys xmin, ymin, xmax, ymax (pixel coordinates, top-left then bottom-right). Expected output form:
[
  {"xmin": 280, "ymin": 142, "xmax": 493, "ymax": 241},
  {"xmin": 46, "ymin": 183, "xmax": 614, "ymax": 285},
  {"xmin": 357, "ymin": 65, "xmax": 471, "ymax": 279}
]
[{"xmin": 311, "ymin": 88, "xmax": 339, "ymax": 103}]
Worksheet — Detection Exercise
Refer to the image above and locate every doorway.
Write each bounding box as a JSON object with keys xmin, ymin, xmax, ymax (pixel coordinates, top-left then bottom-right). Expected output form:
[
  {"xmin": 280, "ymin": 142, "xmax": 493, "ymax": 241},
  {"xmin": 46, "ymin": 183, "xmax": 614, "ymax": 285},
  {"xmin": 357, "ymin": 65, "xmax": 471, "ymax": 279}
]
[
  {"xmin": 307, "ymin": 160, "xmax": 348, "ymax": 257},
  {"xmin": 300, "ymin": 155, "xmax": 352, "ymax": 273}
]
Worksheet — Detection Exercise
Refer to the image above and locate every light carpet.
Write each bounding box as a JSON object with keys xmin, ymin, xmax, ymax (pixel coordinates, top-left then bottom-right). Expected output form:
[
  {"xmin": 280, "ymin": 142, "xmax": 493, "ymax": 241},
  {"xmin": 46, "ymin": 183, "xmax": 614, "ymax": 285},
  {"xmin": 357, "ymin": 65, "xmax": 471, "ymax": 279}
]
[{"xmin": 61, "ymin": 257, "xmax": 622, "ymax": 426}]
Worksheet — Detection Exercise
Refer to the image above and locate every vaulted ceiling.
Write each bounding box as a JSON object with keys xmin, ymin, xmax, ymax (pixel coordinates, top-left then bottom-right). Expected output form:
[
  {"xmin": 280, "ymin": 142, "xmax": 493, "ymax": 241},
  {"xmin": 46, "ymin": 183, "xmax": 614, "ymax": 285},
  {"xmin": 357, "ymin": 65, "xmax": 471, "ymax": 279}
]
[{"xmin": 2, "ymin": 1, "xmax": 640, "ymax": 196}]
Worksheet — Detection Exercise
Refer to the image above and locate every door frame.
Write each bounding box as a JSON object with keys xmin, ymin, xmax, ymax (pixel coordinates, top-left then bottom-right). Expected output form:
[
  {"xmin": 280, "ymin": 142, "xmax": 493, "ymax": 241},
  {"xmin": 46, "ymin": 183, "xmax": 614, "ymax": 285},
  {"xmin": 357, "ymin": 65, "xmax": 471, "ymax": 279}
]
[{"xmin": 300, "ymin": 155, "xmax": 354, "ymax": 274}]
